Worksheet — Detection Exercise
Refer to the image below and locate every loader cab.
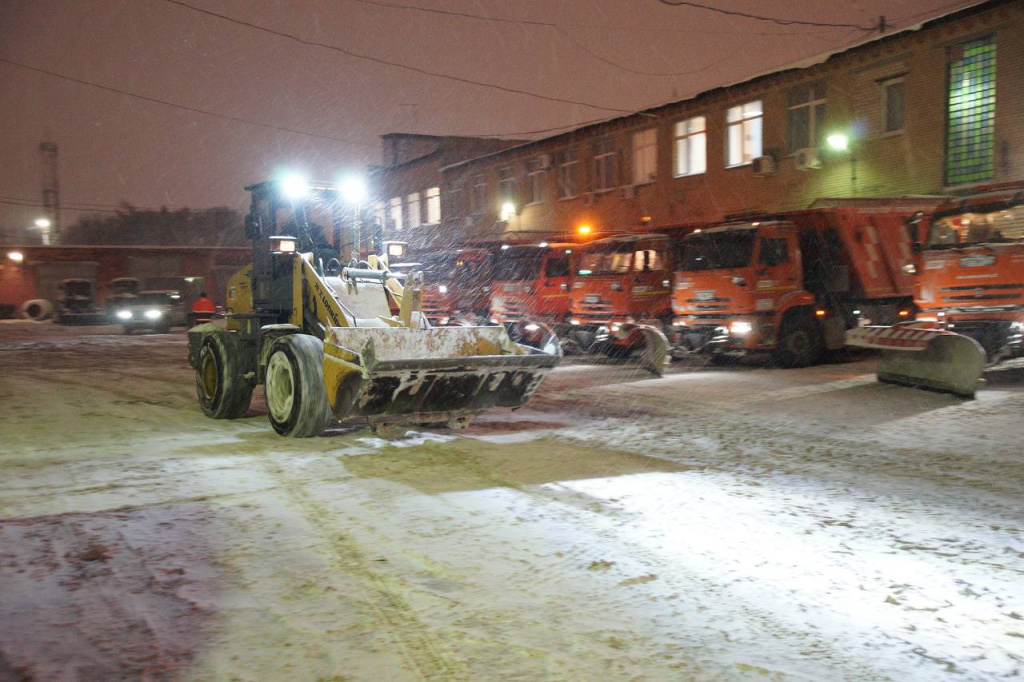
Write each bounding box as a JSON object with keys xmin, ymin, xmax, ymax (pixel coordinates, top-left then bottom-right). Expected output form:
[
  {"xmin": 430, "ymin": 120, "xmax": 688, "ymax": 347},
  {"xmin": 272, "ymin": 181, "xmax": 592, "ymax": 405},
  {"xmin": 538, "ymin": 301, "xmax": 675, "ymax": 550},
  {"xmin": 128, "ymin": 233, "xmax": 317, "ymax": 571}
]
[
  {"xmin": 490, "ymin": 243, "xmax": 573, "ymax": 324},
  {"xmin": 245, "ymin": 180, "xmax": 344, "ymax": 318}
]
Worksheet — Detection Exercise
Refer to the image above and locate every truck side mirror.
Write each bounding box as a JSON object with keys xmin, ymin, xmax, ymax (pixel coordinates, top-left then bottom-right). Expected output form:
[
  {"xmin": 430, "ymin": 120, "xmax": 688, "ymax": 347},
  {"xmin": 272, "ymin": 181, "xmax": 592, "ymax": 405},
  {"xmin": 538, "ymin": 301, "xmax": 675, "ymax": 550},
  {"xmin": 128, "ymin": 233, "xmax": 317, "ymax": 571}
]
[
  {"xmin": 905, "ymin": 211, "xmax": 922, "ymax": 246},
  {"xmin": 911, "ymin": 242, "xmax": 922, "ymax": 254},
  {"xmin": 244, "ymin": 214, "xmax": 261, "ymax": 239}
]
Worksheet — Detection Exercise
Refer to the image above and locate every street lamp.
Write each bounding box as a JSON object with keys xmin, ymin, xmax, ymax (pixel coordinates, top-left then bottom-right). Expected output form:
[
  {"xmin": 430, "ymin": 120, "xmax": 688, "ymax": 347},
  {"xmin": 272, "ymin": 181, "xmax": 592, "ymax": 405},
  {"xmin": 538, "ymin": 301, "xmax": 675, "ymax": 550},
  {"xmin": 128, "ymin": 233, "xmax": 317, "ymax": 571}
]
[
  {"xmin": 33, "ymin": 217, "xmax": 52, "ymax": 245},
  {"xmin": 338, "ymin": 175, "xmax": 367, "ymax": 261}
]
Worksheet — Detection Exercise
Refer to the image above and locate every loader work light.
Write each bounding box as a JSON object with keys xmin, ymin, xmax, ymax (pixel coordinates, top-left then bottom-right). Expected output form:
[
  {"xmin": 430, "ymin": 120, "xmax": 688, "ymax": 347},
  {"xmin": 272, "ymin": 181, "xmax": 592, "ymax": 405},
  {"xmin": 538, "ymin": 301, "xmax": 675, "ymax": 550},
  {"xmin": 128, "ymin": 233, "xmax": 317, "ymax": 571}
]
[{"xmin": 280, "ymin": 174, "xmax": 308, "ymax": 199}]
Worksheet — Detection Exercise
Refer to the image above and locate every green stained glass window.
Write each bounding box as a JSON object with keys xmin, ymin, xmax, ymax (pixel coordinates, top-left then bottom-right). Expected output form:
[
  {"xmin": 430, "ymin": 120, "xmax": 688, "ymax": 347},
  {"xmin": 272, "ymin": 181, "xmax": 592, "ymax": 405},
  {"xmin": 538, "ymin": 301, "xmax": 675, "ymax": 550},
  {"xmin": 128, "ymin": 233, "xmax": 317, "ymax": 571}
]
[{"xmin": 946, "ymin": 36, "xmax": 996, "ymax": 185}]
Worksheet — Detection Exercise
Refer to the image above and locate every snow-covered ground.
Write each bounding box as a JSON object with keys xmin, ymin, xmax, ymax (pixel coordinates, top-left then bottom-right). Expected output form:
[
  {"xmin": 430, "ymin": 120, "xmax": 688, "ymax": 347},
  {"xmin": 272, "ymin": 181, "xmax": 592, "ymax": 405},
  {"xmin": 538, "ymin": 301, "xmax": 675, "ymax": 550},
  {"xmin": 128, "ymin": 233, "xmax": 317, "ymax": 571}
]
[{"xmin": 0, "ymin": 321, "xmax": 1021, "ymax": 680}]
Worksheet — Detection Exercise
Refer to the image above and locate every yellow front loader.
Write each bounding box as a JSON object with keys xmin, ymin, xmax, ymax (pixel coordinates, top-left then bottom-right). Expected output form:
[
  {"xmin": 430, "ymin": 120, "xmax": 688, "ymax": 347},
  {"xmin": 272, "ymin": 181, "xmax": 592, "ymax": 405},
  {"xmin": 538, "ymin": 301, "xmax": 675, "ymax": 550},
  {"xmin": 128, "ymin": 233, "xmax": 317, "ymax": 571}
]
[{"xmin": 188, "ymin": 180, "xmax": 560, "ymax": 437}]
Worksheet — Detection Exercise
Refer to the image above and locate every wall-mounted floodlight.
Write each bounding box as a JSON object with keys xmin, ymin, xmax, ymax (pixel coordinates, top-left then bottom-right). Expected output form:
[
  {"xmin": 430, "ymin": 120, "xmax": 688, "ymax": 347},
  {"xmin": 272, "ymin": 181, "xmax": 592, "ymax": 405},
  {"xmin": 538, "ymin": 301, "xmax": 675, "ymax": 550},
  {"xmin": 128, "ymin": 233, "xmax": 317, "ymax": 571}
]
[
  {"xmin": 826, "ymin": 133, "xmax": 850, "ymax": 151},
  {"xmin": 500, "ymin": 202, "xmax": 516, "ymax": 222},
  {"xmin": 34, "ymin": 218, "xmax": 51, "ymax": 229},
  {"xmin": 7, "ymin": 251, "xmax": 24, "ymax": 263}
]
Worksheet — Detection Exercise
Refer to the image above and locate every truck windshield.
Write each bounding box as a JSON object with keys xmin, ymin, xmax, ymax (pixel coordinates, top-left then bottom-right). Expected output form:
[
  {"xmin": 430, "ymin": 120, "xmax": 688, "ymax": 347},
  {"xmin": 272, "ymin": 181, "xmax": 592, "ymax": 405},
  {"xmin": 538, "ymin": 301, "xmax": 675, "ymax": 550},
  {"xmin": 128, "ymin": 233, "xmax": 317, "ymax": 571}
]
[
  {"xmin": 926, "ymin": 205, "xmax": 1024, "ymax": 249},
  {"xmin": 417, "ymin": 252, "xmax": 488, "ymax": 282},
  {"xmin": 578, "ymin": 246, "xmax": 633, "ymax": 275},
  {"xmin": 493, "ymin": 251, "xmax": 543, "ymax": 281},
  {"xmin": 679, "ymin": 231, "xmax": 756, "ymax": 271}
]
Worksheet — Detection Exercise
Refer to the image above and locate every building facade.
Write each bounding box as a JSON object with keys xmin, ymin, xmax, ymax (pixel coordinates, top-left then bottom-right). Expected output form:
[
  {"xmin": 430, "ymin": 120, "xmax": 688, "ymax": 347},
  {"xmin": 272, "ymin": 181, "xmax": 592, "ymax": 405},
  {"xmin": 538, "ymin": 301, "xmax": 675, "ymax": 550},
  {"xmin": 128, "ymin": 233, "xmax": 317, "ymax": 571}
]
[{"xmin": 378, "ymin": 0, "xmax": 1023, "ymax": 249}]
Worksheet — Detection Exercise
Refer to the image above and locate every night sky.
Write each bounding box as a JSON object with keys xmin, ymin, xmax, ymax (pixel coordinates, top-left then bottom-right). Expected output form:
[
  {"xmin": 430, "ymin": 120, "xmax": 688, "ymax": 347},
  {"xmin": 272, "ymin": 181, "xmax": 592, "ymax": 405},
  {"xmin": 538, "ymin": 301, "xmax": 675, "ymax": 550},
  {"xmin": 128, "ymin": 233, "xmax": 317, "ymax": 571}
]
[{"xmin": 0, "ymin": 0, "xmax": 979, "ymax": 239}]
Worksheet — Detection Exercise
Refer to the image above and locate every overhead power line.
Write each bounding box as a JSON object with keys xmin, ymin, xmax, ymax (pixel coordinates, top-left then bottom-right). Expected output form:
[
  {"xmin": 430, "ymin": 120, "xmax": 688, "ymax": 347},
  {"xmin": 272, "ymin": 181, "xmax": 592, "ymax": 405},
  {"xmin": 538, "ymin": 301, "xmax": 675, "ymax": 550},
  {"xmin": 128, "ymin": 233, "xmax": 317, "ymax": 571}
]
[
  {"xmin": 0, "ymin": 196, "xmax": 240, "ymax": 215},
  {"xmin": 654, "ymin": 0, "xmax": 876, "ymax": 30},
  {"xmin": 347, "ymin": 0, "xmax": 841, "ymax": 35},
  {"xmin": 157, "ymin": 0, "xmax": 634, "ymax": 114},
  {"xmin": 0, "ymin": 57, "xmax": 378, "ymax": 148}
]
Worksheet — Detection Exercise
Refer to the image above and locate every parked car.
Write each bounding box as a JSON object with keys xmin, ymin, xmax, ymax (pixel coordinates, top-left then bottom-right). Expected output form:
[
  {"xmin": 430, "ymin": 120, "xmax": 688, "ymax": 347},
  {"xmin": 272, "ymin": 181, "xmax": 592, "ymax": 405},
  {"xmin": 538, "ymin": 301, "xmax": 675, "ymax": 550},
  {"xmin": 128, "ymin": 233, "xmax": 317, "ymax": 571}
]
[{"xmin": 114, "ymin": 290, "xmax": 188, "ymax": 334}]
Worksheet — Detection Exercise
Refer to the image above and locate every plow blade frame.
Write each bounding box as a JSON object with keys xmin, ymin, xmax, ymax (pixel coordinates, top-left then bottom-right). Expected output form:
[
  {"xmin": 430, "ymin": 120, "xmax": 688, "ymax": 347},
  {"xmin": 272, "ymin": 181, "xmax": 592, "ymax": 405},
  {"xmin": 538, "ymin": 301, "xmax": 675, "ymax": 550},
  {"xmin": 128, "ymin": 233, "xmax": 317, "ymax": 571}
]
[
  {"xmin": 846, "ymin": 325, "xmax": 986, "ymax": 398},
  {"xmin": 323, "ymin": 326, "xmax": 559, "ymax": 426},
  {"xmin": 613, "ymin": 323, "xmax": 669, "ymax": 376}
]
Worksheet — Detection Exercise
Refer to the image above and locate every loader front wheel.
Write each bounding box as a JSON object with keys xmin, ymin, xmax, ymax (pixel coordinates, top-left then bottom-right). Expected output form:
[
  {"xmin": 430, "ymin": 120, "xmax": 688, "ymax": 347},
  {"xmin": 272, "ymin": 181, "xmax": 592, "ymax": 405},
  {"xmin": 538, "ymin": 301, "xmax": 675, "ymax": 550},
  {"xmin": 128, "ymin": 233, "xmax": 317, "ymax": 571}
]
[
  {"xmin": 196, "ymin": 334, "xmax": 253, "ymax": 419},
  {"xmin": 265, "ymin": 334, "xmax": 333, "ymax": 438}
]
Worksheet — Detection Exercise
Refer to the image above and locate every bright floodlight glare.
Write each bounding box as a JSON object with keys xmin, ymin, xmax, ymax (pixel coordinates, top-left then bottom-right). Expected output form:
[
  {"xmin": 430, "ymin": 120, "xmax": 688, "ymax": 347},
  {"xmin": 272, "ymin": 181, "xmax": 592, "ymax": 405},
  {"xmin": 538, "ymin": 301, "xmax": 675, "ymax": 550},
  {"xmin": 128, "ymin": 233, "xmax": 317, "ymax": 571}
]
[
  {"xmin": 145, "ymin": 309, "xmax": 163, "ymax": 320},
  {"xmin": 826, "ymin": 133, "xmax": 849, "ymax": 151},
  {"xmin": 7, "ymin": 251, "xmax": 23, "ymax": 263},
  {"xmin": 116, "ymin": 310, "xmax": 132, "ymax": 320},
  {"xmin": 577, "ymin": 225, "xmax": 592, "ymax": 235},
  {"xmin": 34, "ymin": 218, "xmax": 51, "ymax": 228},
  {"xmin": 539, "ymin": 242, "xmax": 548, "ymax": 248},
  {"xmin": 500, "ymin": 202, "xmax": 516, "ymax": 221},
  {"xmin": 340, "ymin": 177, "xmax": 367, "ymax": 204},
  {"xmin": 280, "ymin": 174, "xmax": 308, "ymax": 199}
]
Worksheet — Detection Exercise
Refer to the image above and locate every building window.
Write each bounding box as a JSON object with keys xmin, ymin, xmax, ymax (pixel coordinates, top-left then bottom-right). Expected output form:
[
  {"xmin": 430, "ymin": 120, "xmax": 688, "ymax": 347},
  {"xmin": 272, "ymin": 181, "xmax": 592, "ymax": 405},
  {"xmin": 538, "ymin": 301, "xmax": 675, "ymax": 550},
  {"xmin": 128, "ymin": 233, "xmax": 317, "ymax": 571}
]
[
  {"xmin": 946, "ymin": 36, "xmax": 996, "ymax": 186},
  {"xmin": 425, "ymin": 187, "xmax": 441, "ymax": 224},
  {"xmin": 787, "ymin": 81, "xmax": 826, "ymax": 153},
  {"xmin": 389, "ymin": 196, "xmax": 403, "ymax": 231},
  {"xmin": 631, "ymin": 129, "xmax": 657, "ymax": 184},
  {"xmin": 673, "ymin": 116, "xmax": 706, "ymax": 177},
  {"xmin": 470, "ymin": 175, "xmax": 486, "ymax": 213},
  {"xmin": 726, "ymin": 101, "xmax": 763, "ymax": 167},
  {"xmin": 526, "ymin": 157, "xmax": 546, "ymax": 204},
  {"xmin": 406, "ymin": 192, "xmax": 421, "ymax": 228},
  {"xmin": 557, "ymin": 148, "xmax": 579, "ymax": 199},
  {"xmin": 497, "ymin": 166, "xmax": 517, "ymax": 206},
  {"xmin": 593, "ymin": 137, "xmax": 617, "ymax": 191},
  {"xmin": 882, "ymin": 78, "xmax": 905, "ymax": 134}
]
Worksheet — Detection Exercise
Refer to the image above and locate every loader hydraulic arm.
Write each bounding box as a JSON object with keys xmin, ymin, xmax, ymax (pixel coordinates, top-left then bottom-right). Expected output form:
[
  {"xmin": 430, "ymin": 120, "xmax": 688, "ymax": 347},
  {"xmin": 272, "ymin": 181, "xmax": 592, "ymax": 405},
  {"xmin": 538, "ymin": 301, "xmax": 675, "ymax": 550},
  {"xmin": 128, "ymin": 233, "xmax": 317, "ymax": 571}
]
[{"xmin": 293, "ymin": 254, "xmax": 351, "ymax": 332}]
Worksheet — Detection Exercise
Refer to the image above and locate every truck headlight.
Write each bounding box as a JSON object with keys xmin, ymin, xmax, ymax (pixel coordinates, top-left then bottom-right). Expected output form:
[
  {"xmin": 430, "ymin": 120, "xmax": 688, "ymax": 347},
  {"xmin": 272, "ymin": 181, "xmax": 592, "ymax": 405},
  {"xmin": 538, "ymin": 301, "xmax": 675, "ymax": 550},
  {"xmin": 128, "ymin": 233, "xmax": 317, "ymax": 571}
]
[
  {"xmin": 116, "ymin": 310, "xmax": 132, "ymax": 320},
  {"xmin": 729, "ymin": 321, "xmax": 752, "ymax": 335},
  {"xmin": 144, "ymin": 309, "xmax": 162, "ymax": 320},
  {"xmin": 438, "ymin": 285, "xmax": 448, "ymax": 295}
]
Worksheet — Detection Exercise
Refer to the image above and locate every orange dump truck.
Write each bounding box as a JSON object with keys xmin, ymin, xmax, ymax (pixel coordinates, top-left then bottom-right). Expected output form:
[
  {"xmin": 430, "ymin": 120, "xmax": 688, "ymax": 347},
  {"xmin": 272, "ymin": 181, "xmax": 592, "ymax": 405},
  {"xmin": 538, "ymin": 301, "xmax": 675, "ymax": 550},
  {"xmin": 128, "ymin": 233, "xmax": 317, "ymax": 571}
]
[
  {"xmin": 566, "ymin": 233, "xmax": 675, "ymax": 370},
  {"xmin": 848, "ymin": 185, "xmax": 1024, "ymax": 397},
  {"xmin": 415, "ymin": 247, "xmax": 494, "ymax": 326},
  {"xmin": 672, "ymin": 204, "xmax": 936, "ymax": 366},
  {"xmin": 489, "ymin": 243, "xmax": 574, "ymax": 326}
]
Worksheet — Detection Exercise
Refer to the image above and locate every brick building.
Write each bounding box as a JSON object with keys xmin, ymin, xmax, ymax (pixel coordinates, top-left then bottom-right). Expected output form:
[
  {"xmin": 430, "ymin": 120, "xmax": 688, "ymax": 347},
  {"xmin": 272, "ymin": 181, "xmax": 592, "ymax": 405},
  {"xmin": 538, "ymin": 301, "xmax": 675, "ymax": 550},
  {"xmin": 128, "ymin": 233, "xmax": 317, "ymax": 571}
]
[
  {"xmin": 371, "ymin": 134, "xmax": 526, "ymax": 250},
  {"xmin": 377, "ymin": 0, "xmax": 1023, "ymax": 249}
]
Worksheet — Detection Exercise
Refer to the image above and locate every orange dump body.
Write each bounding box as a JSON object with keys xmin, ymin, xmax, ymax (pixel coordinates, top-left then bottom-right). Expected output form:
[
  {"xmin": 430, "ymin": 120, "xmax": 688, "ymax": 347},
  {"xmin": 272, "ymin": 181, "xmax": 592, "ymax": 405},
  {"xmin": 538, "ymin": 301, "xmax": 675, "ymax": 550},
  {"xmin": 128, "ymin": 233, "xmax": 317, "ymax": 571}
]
[
  {"xmin": 913, "ymin": 185, "xmax": 1024, "ymax": 358},
  {"xmin": 672, "ymin": 205, "xmax": 934, "ymax": 354},
  {"xmin": 489, "ymin": 244, "xmax": 574, "ymax": 324}
]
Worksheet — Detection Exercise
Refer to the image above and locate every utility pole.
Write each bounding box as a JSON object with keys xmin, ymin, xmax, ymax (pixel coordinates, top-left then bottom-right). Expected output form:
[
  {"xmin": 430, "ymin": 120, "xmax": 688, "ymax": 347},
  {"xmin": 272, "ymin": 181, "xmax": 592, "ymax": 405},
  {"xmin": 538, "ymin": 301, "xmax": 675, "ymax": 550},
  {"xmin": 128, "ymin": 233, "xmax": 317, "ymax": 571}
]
[{"xmin": 39, "ymin": 141, "xmax": 60, "ymax": 245}]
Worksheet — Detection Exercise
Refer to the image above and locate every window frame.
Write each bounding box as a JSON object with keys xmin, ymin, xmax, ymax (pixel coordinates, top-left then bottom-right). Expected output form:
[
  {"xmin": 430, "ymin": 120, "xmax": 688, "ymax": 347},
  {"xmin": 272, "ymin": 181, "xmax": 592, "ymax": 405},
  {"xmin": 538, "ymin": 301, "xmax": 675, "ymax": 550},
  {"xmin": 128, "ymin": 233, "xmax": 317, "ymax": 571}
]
[
  {"xmin": 469, "ymin": 174, "xmax": 486, "ymax": 214},
  {"xmin": 673, "ymin": 116, "xmax": 707, "ymax": 178},
  {"xmin": 526, "ymin": 157, "xmax": 546, "ymax": 205},
  {"xmin": 786, "ymin": 81, "xmax": 827, "ymax": 154},
  {"xmin": 389, "ymin": 196, "xmax": 403, "ymax": 231},
  {"xmin": 557, "ymin": 148, "xmax": 579, "ymax": 200},
  {"xmin": 406, "ymin": 192, "xmax": 422, "ymax": 229},
  {"xmin": 631, "ymin": 128, "xmax": 658, "ymax": 185},
  {"xmin": 725, "ymin": 100, "xmax": 763, "ymax": 168},
  {"xmin": 880, "ymin": 77, "xmax": 906, "ymax": 136},
  {"xmin": 592, "ymin": 137, "xmax": 617, "ymax": 192},
  {"xmin": 424, "ymin": 186, "xmax": 441, "ymax": 224}
]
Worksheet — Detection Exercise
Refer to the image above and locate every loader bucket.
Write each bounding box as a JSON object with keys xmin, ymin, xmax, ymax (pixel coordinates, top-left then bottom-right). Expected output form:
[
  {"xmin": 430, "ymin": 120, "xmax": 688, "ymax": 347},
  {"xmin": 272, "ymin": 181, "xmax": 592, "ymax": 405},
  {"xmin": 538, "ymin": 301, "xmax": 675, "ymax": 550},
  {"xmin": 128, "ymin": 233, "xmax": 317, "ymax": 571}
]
[
  {"xmin": 322, "ymin": 325, "xmax": 559, "ymax": 428},
  {"xmin": 846, "ymin": 325, "xmax": 987, "ymax": 398}
]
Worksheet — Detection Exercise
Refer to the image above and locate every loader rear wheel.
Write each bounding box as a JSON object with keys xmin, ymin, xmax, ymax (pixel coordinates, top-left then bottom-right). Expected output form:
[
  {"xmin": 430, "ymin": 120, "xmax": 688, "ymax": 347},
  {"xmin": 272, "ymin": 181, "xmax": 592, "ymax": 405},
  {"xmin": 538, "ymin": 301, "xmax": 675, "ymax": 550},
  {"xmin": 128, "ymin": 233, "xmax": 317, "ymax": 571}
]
[
  {"xmin": 196, "ymin": 334, "xmax": 253, "ymax": 419},
  {"xmin": 265, "ymin": 334, "xmax": 333, "ymax": 438},
  {"xmin": 772, "ymin": 314, "xmax": 822, "ymax": 368}
]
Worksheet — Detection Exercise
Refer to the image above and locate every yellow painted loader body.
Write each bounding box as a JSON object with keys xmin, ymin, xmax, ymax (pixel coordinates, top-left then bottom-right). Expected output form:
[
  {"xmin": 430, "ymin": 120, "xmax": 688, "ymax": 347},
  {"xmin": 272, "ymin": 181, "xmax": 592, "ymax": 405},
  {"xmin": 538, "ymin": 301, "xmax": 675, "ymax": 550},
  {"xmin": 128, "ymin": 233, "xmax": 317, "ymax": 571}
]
[{"xmin": 188, "ymin": 180, "xmax": 559, "ymax": 437}]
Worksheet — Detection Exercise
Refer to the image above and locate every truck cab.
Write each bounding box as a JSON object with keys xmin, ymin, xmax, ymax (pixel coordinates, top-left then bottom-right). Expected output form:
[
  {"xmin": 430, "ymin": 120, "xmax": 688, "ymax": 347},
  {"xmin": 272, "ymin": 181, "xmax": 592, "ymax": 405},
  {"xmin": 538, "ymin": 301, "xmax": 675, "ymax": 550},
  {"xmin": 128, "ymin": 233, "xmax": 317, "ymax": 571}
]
[
  {"xmin": 417, "ymin": 248, "xmax": 494, "ymax": 325},
  {"xmin": 569, "ymin": 233, "xmax": 673, "ymax": 351},
  {"xmin": 489, "ymin": 243, "xmax": 573, "ymax": 325},
  {"xmin": 913, "ymin": 187, "xmax": 1024, "ymax": 360}
]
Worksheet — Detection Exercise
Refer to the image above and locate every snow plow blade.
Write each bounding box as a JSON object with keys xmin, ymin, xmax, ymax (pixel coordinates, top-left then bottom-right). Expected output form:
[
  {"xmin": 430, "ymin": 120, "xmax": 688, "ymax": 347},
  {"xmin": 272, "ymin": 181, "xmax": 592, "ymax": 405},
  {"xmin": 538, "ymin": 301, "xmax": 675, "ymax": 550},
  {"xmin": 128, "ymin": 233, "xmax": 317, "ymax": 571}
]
[
  {"xmin": 614, "ymin": 323, "xmax": 669, "ymax": 376},
  {"xmin": 58, "ymin": 312, "xmax": 109, "ymax": 325},
  {"xmin": 846, "ymin": 325, "xmax": 986, "ymax": 398},
  {"xmin": 322, "ymin": 325, "xmax": 560, "ymax": 428}
]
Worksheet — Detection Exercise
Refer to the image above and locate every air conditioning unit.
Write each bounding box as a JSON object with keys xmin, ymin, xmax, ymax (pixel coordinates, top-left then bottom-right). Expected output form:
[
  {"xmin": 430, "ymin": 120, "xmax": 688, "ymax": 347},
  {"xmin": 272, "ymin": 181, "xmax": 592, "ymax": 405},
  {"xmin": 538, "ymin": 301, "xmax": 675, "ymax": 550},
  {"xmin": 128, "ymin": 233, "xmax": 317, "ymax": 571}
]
[
  {"xmin": 751, "ymin": 155, "xmax": 777, "ymax": 177},
  {"xmin": 622, "ymin": 185, "xmax": 636, "ymax": 200},
  {"xmin": 795, "ymin": 147, "xmax": 821, "ymax": 171},
  {"xmin": 536, "ymin": 154, "xmax": 552, "ymax": 169}
]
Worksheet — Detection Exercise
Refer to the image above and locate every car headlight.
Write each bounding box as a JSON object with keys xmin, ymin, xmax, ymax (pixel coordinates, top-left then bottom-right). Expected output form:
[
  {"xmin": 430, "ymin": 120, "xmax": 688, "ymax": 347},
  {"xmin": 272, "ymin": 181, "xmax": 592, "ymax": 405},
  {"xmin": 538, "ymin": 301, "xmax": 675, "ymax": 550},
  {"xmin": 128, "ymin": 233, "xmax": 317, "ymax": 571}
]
[
  {"xmin": 729, "ymin": 321, "xmax": 753, "ymax": 335},
  {"xmin": 116, "ymin": 310, "xmax": 132, "ymax": 320},
  {"xmin": 144, "ymin": 309, "xmax": 163, "ymax": 320},
  {"xmin": 438, "ymin": 285, "xmax": 448, "ymax": 295}
]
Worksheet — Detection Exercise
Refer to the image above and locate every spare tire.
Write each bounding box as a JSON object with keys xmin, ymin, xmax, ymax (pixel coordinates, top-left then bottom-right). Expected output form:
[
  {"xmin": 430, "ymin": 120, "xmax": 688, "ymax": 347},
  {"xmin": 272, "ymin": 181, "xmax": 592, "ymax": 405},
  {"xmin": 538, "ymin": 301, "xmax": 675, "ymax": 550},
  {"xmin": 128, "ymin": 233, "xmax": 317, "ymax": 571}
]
[{"xmin": 20, "ymin": 299, "xmax": 53, "ymax": 321}]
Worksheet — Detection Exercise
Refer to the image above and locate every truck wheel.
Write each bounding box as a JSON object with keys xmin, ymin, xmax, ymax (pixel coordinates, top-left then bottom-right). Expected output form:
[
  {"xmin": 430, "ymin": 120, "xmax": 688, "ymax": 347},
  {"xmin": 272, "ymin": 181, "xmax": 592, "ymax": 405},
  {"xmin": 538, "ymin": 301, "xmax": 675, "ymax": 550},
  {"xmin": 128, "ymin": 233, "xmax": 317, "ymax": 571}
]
[
  {"xmin": 772, "ymin": 314, "xmax": 822, "ymax": 368},
  {"xmin": 21, "ymin": 299, "xmax": 53, "ymax": 321},
  {"xmin": 264, "ymin": 334, "xmax": 333, "ymax": 438},
  {"xmin": 196, "ymin": 334, "xmax": 253, "ymax": 419}
]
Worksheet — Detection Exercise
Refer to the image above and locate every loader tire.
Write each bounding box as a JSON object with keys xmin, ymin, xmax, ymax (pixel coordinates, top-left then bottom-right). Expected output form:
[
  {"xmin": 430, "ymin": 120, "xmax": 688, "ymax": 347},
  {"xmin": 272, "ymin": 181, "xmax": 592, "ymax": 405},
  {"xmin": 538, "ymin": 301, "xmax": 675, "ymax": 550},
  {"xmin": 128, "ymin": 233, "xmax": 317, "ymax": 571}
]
[
  {"xmin": 196, "ymin": 334, "xmax": 253, "ymax": 420},
  {"xmin": 264, "ymin": 334, "xmax": 333, "ymax": 438},
  {"xmin": 772, "ymin": 313, "xmax": 822, "ymax": 368}
]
